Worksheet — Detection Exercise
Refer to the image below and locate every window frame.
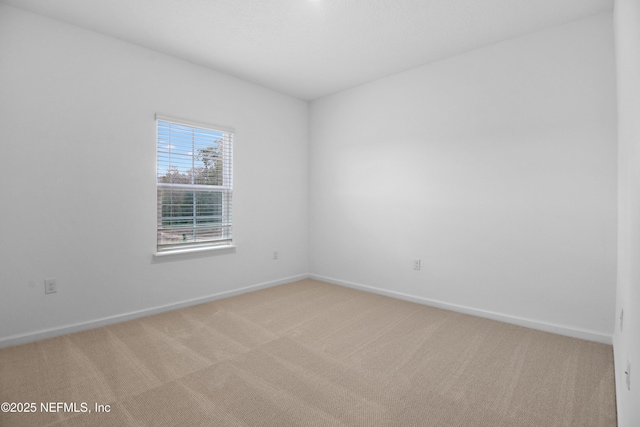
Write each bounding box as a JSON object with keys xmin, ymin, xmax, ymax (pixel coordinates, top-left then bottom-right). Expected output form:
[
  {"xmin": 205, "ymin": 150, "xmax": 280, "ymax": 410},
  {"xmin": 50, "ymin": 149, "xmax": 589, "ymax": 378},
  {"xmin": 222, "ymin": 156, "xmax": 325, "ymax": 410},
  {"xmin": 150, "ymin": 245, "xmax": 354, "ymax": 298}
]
[{"xmin": 155, "ymin": 114, "xmax": 234, "ymax": 256}]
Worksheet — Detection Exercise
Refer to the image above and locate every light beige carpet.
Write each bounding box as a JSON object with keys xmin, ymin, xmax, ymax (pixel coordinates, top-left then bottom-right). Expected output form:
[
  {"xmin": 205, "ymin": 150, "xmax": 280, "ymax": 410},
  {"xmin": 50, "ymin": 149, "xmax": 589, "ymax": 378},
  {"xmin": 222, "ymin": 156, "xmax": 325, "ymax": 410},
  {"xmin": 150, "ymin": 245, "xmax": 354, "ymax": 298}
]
[{"xmin": 0, "ymin": 279, "xmax": 616, "ymax": 426}]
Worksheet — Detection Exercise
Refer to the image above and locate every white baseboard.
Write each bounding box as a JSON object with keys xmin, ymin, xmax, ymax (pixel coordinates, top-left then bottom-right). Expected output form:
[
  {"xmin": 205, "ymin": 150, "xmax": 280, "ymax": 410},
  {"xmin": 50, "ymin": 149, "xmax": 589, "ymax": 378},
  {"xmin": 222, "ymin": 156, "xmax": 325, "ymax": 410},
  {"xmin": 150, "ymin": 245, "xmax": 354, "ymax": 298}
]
[
  {"xmin": 1, "ymin": 273, "xmax": 612, "ymax": 348},
  {"xmin": 310, "ymin": 274, "xmax": 613, "ymax": 345},
  {"xmin": 0, "ymin": 274, "xmax": 309, "ymax": 349},
  {"xmin": 612, "ymin": 336, "xmax": 624, "ymax": 425}
]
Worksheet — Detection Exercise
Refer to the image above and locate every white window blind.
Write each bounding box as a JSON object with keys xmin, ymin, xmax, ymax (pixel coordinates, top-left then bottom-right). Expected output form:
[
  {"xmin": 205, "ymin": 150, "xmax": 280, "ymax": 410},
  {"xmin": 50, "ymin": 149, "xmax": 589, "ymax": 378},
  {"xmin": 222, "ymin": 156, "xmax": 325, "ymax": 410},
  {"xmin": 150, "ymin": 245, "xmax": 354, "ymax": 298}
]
[{"xmin": 156, "ymin": 115, "xmax": 233, "ymax": 252}]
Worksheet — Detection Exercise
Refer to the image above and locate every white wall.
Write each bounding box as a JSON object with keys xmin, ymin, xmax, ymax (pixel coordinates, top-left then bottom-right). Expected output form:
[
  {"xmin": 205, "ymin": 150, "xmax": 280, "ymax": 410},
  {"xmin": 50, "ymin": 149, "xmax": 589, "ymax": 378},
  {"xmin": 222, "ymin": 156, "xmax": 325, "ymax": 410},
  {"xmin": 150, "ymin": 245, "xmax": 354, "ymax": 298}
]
[
  {"xmin": 0, "ymin": 4, "xmax": 309, "ymax": 345},
  {"xmin": 0, "ymin": 4, "xmax": 620, "ymax": 351},
  {"xmin": 614, "ymin": 0, "xmax": 640, "ymax": 425},
  {"xmin": 309, "ymin": 13, "xmax": 617, "ymax": 341}
]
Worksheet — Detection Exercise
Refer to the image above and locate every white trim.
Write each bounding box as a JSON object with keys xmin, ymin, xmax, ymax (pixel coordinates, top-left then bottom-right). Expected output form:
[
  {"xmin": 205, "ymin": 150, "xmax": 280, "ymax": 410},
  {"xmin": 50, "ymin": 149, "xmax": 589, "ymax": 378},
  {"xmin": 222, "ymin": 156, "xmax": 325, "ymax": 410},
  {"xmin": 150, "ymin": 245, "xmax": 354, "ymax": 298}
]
[
  {"xmin": 1, "ymin": 273, "xmax": 612, "ymax": 349},
  {"xmin": 154, "ymin": 244, "xmax": 236, "ymax": 259},
  {"xmin": 310, "ymin": 274, "xmax": 613, "ymax": 345},
  {"xmin": 612, "ymin": 336, "xmax": 623, "ymax": 425},
  {"xmin": 155, "ymin": 114, "xmax": 235, "ymax": 133},
  {"xmin": 0, "ymin": 274, "xmax": 309, "ymax": 349}
]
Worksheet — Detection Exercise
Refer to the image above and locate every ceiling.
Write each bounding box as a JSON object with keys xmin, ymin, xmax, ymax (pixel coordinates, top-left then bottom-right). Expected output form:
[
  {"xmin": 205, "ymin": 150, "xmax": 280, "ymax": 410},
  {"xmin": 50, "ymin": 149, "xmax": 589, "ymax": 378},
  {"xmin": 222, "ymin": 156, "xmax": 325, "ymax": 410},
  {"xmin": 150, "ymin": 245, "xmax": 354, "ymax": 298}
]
[{"xmin": 1, "ymin": 0, "xmax": 614, "ymax": 100}]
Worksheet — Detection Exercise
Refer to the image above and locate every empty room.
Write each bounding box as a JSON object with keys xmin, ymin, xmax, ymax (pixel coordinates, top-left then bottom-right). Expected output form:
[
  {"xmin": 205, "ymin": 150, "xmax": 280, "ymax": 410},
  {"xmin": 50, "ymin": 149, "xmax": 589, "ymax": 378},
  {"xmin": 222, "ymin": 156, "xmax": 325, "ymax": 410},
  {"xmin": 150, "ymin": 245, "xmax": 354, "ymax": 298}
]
[{"xmin": 1, "ymin": 0, "xmax": 638, "ymax": 426}]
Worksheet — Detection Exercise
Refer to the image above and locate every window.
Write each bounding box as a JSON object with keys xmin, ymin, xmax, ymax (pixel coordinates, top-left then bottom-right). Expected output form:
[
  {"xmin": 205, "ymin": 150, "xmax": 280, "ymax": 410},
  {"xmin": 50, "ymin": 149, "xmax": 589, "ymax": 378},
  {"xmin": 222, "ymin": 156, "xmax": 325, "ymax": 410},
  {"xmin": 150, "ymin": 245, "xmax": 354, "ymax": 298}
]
[{"xmin": 156, "ymin": 115, "xmax": 233, "ymax": 253}]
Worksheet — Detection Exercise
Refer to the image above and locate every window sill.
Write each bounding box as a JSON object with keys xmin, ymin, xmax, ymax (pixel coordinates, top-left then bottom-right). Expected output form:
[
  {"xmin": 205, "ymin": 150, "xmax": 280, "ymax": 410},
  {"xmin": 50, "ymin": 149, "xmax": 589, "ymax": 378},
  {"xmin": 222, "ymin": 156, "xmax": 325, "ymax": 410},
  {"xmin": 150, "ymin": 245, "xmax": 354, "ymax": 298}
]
[{"xmin": 153, "ymin": 244, "xmax": 236, "ymax": 260}]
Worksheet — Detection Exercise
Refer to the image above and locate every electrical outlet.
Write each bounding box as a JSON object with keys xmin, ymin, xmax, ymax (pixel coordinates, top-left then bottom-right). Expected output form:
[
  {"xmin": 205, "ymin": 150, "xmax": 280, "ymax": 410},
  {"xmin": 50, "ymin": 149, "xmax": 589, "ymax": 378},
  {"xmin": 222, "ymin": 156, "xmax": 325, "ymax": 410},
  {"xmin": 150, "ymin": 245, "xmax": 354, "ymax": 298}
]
[
  {"xmin": 413, "ymin": 259, "xmax": 421, "ymax": 270},
  {"xmin": 44, "ymin": 279, "xmax": 57, "ymax": 294},
  {"xmin": 626, "ymin": 361, "xmax": 631, "ymax": 391},
  {"xmin": 273, "ymin": 250, "xmax": 278, "ymax": 260}
]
